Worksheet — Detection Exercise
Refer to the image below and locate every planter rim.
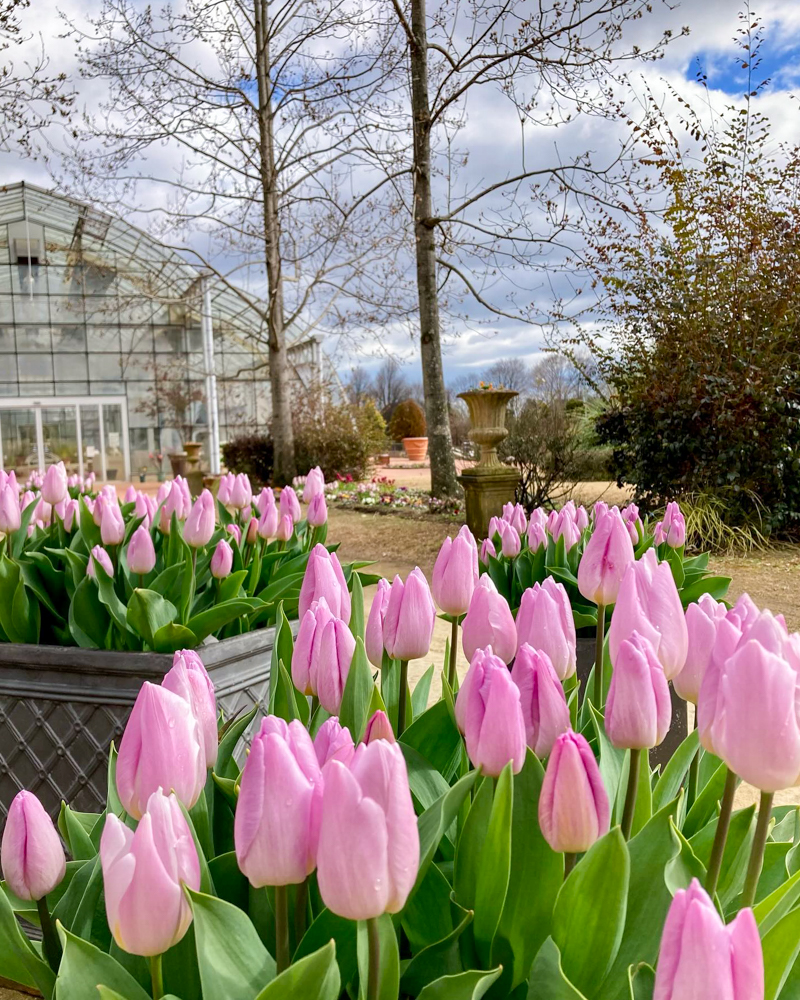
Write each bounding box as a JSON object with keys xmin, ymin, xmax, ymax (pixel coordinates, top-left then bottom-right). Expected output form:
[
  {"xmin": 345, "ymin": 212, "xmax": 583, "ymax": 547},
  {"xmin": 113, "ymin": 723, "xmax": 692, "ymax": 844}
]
[
  {"xmin": 458, "ymin": 388, "xmax": 519, "ymax": 400},
  {"xmin": 402, "ymin": 436, "xmax": 428, "ymax": 442}
]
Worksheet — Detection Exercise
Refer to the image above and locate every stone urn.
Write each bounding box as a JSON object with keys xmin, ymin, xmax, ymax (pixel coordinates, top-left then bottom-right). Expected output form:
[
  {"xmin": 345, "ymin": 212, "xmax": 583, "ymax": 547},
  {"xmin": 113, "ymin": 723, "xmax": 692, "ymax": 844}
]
[
  {"xmin": 402, "ymin": 437, "xmax": 428, "ymax": 462},
  {"xmin": 457, "ymin": 389, "xmax": 520, "ymax": 538},
  {"xmin": 184, "ymin": 440, "xmax": 203, "ymax": 469}
]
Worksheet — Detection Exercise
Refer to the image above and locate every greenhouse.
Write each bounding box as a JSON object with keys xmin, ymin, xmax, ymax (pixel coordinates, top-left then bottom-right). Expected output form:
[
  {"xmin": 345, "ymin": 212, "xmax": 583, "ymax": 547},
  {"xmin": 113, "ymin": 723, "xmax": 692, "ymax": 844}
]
[{"xmin": 0, "ymin": 181, "xmax": 324, "ymax": 480}]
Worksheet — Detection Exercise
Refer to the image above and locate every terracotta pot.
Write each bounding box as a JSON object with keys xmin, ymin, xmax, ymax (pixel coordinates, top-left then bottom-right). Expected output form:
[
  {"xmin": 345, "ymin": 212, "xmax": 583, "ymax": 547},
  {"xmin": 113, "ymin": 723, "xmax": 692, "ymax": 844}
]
[
  {"xmin": 457, "ymin": 389, "xmax": 518, "ymax": 468},
  {"xmin": 376, "ymin": 454, "xmax": 391, "ymax": 467},
  {"xmin": 402, "ymin": 437, "xmax": 428, "ymax": 461}
]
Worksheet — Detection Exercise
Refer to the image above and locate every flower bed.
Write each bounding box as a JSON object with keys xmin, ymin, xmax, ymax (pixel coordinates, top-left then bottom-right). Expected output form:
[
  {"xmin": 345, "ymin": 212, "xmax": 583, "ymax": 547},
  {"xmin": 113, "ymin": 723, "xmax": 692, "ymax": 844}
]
[
  {"xmin": 323, "ymin": 475, "xmax": 463, "ymax": 519},
  {"xmin": 0, "ymin": 496, "xmax": 794, "ymax": 1000}
]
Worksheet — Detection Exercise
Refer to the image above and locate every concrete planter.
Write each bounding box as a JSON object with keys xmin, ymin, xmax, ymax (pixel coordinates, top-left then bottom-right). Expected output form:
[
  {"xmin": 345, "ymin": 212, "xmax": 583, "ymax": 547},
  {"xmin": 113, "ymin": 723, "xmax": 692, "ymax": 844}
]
[
  {"xmin": 0, "ymin": 629, "xmax": 278, "ymax": 823},
  {"xmin": 576, "ymin": 637, "xmax": 687, "ymax": 769},
  {"xmin": 402, "ymin": 437, "xmax": 428, "ymax": 461}
]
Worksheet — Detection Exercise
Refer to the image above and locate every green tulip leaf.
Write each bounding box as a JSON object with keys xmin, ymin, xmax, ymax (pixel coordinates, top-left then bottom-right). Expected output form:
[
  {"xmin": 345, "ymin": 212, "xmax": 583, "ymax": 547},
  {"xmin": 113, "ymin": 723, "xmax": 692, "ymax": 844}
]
[
  {"xmin": 589, "ymin": 704, "xmax": 627, "ymax": 825},
  {"xmin": 187, "ymin": 887, "xmax": 276, "ymax": 999},
  {"xmin": 152, "ymin": 621, "xmax": 198, "ymax": 654},
  {"xmin": 401, "ymin": 884, "xmax": 473, "ymax": 994},
  {"xmin": 339, "ymin": 636, "xmax": 373, "ymax": 742},
  {"xmin": 664, "ymin": 818, "xmax": 705, "ymax": 895},
  {"xmin": 126, "ymin": 588, "xmax": 178, "ymax": 648},
  {"xmin": 217, "ymin": 705, "xmax": 258, "ymax": 780},
  {"xmin": 553, "ymin": 827, "xmax": 630, "ymax": 998},
  {"xmin": 400, "ymin": 742, "xmax": 451, "ymax": 812},
  {"xmin": 400, "ymin": 698, "xmax": 463, "ymax": 783},
  {"xmin": 628, "ymin": 962, "xmax": 656, "ymax": 1000},
  {"xmin": 652, "ymin": 729, "xmax": 699, "ymax": 813},
  {"xmin": 93, "ymin": 561, "xmax": 132, "ymax": 635},
  {"xmin": 473, "ymin": 763, "xmax": 514, "ymax": 967},
  {"xmin": 412, "ymin": 663, "xmax": 435, "ymax": 717},
  {"xmin": 254, "ymin": 940, "xmax": 340, "ymax": 1000},
  {"xmin": 754, "ymin": 866, "xmax": 800, "ymax": 937},
  {"xmin": 526, "ymin": 937, "xmax": 588, "ymax": 999},
  {"xmin": 187, "ymin": 599, "xmax": 262, "ymax": 643},
  {"xmin": 69, "ymin": 574, "xmax": 109, "ymax": 649},
  {"xmin": 58, "ymin": 803, "xmax": 98, "ymax": 861},
  {"xmin": 416, "ymin": 966, "xmax": 503, "ymax": 1000},
  {"xmin": 454, "ymin": 775, "xmax": 494, "ymax": 915},
  {"xmin": 356, "ymin": 914, "xmax": 399, "ymax": 1000},
  {"xmin": 295, "ymin": 906, "xmax": 358, "ymax": 990},
  {"xmin": 349, "ymin": 569, "xmax": 364, "ymax": 640},
  {"xmin": 0, "ymin": 882, "xmax": 56, "ymax": 998},
  {"xmin": 55, "ymin": 923, "xmax": 150, "ymax": 1000},
  {"xmin": 762, "ymin": 905, "xmax": 800, "ymax": 1000},
  {"xmin": 682, "ymin": 760, "xmax": 730, "ymax": 838}
]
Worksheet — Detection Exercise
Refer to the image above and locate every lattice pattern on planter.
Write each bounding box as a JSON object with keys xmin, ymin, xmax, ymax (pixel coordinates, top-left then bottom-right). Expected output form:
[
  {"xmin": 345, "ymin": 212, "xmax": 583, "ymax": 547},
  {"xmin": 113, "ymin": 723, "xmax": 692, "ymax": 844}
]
[{"xmin": 0, "ymin": 695, "xmax": 127, "ymax": 822}]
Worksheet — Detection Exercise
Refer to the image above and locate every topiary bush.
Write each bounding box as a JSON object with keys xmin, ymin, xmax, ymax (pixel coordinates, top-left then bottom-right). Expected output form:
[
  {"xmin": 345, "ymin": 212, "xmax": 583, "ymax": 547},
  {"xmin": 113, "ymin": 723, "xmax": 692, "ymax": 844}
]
[
  {"xmin": 294, "ymin": 400, "xmax": 372, "ymax": 480},
  {"xmin": 221, "ymin": 433, "xmax": 274, "ymax": 484},
  {"xmin": 388, "ymin": 398, "xmax": 427, "ymax": 441}
]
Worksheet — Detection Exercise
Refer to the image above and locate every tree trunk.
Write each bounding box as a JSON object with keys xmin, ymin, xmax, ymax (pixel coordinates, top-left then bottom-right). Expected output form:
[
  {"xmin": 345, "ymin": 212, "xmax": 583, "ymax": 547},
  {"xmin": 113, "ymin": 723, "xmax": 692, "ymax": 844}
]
[
  {"xmin": 409, "ymin": 0, "xmax": 458, "ymax": 497},
  {"xmin": 254, "ymin": 0, "xmax": 296, "ymax": 484}
]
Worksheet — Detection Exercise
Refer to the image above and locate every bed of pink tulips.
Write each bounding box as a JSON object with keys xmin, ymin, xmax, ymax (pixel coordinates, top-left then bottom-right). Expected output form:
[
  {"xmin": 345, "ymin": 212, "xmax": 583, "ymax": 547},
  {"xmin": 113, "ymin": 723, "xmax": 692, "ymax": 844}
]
[{"xmin": 2, "ymin": 495, "xmax": 800, "ymax": 999}]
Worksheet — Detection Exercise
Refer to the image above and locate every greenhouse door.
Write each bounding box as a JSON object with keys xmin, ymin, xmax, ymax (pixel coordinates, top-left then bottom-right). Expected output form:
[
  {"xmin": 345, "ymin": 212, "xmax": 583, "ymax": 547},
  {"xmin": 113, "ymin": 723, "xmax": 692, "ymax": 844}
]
[{"xmin": 0, "ymin": 397, "xmax": 130, "ymax": 481}]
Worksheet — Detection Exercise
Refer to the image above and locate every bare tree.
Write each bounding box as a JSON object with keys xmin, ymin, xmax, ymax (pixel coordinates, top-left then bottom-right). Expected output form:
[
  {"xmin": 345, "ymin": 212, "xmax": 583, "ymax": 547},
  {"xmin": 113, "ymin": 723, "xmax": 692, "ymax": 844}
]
[
  {"xmin": 345, "ymin": 366, "xmax": 375, "ymax": 405},
  {"xmin": 484, "ymin": 357, "xmax": 533, "ymax": 400},
  {"xmin": 59, "ymin": 0, "xmax": 407, "ymax": 483},
  {"xmin": 384, "ymin": 0, "xmax": 683, "ymax": 495},
  {"xmin": 0, "ymin": 0, "xmax": 73, "ymax": 152},
  {"xmin": 530, "ymin": 354, "xmax": 586, "ymax": 404},
  {"xmin": 372, "ymin": 358, "xmax": 411, "ymax": 418}
]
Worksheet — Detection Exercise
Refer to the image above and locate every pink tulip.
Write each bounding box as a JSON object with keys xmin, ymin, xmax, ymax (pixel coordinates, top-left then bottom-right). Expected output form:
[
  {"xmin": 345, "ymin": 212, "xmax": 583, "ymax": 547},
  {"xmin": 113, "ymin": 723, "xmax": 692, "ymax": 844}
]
[
  {"xmin": 162, "ymin": 650, "xmax": 218, "ymax": 768},
  {"xmin": 244, "ymin": 516, "xmax": 257, "ymax": 545},
  {"xmin": 697, "ymin": 615, "xmax": 744, "ymax": 755},
  {"xmin": 653, "ymin": 879, "xmax": 763, "ymax": 1000},
  {"xmin": 462, "ymin": 575, "xmax": 517, "ymax": 664},
  {"xmin": 62, "ymin": 498, "xmax": 78, "ymax": 532},
  {"xmin": 226, "ymin": 522, "xmax": 242, "ymax": 545},
  {"xmin": 235, "ymin": 717, "xmax": 322, "ymax": 886},
  {"xmin": 127, "ymin": 525, "xmax": 156, "ymax": 576},
  {"xmin": 539, "ymin": 730, "xmax": 610, "ymax": 854},
  {"xmin": 432, "ymin": 526, "xmax": 479, "ymax": 617},
  {"xmin": 88, "ymin": 545, "xmax": 114, "ymax": 578},
  {"xmin": 455, "ymin": 646, "xmax": 526, "ymax": 776},
  {"xmin": 229, "ymin": 473, "xmax": 252, "ymax": 509},
  {"xmin": 276, "ymin": 513, "xmax": 294, "ymax": 542},
  {"xmin": 216, "ymin": 472, "xmax": 234, "ymax": 505},
  {"xmin": 498, "ymin": 519, "xmax": 522, "ymax": 557},
  {"xmin": 20, "ymin": 489, "xmax": 36, "ymax": 511},
  {"xmin": 116, "ymin": 682, "xmax": 206, "ymax": 819},
  {"xmin": 174, "ymin": 477, "xmax": 192, "ymax": 516},
  {"xmin": 529, "ymin": 507, "xmax": 548, "ymax": 530},
  {"xmin": 124, "ymin": 485, "xmax": 137, "ymax": 504},
  {"xmin": 365, "ymin": 578, "xmax": 391, "ymax": 668},
  {"xmin": 0, "ymin": 483, "xmax": 20, "ymax": 533},
  {"xmin": 363, "ymin": 709, "xmax": 395, "ymax": 744},
  {"xmin": 606, "ymin": 632, "xmax": 672, "ymax": 749},
  {"xmin": 316, "ymin": 616, "xmax": 357, "ymax": 715},
  {"xmin": 258, "ymin": 502, "xmax": 279, "ymax": 540},
  {"xmin": 577, "ymin": 505, "xmax": 635, "ymax": 606},
  {"xmin": 575, "ymin": 506, "xmax": 589, "ymax": 532},
  {"xmin": 159, "ymin": 481, "xmax": 185, "ymax": 533},
  {"xmin": 292, "ymin": 597, "xmax": 335, "ymax": 696},
  {"xmin": 1, "ymin": 791, "xmax": 66, "ymax": 901},
  {"xmin": 511, "ymin": 644, "xmax": 570, "ymax": 757},
  {"xmin": 480, "ymin": 537, "xmax": 496, "ymax": 563},
  {"xmin": 101, "ymin": 789, "xmax": 200, "ymax": 956},
  {"xmin": 134, "ymin": 492, "xmax": 155, "ymax": 529},
  {"xmin": 608, "ymin": 549, "xmax": 688, "ymax": 680},
  {"xmin": 303, "ymin": 467, "xmax": 325, "ymax": 503},
  {"xmin": 307, "ymin": 492, "xmax": 327, "ymax": 528},
  {"xmin": 731, "ymin": 592, "xmax": 760, "ymax": 628},
  {"xmin": 314, "ymin": 717, "xmax": 355, "ymax": 769},
  {"xmin": 279, "ymin": 486, "xmax": 301, "ymax": 522},
  {"xmin": 41, "ymin": 461, "xmax": 67, "ymax": 505},
  {"xmin": 317, "ymin": 740, "xmax": 418, "ymax": 919},
  {"xmin": 516, "ymin": 577, "xmax": 577, "ymax": 679},
  {"xmin": 674, "ymin": 594, "xmax": 727, "ymax": 704},
  {"xmin": 661, "ymin": 501, "xmax": 686, "ymax": 548},
  {"xmin": 487, "ymin": 515, "xmax": 504, "ymax": 542},
  {"xmin": 502, "ymin": 502, "xmax": 527, "ymax": 534},
  {"xmin": 299, "ymin": 543, "xmax": 351, "ymax": 623},
  {"xmin": 383, "ymin": 568, "xmax": 436, "ymax": 661},
  {"xmin": 709, "ymin": 639, "xmax": 800, "ymax": 792},
  {"xmin": 156, "ymin": 480, "xmax": 171, "ymax": 506},
  {"xmin": 210, "ymin": 539, "xmax": 234, "ymax": 579},
  {"xmin": 551, "ymin": 508, "xmax": 581, "ymax": 550},
  {"xmin": 527, "ymin": 521, "xmax": 547, "ymax": 551},
  {"xmin": 256, "ymin": 487, "xmax": 276, "ymax": 516},
  {"xmin": 546, "ymin": 508, "xmax": 559, "ymax": 533},
  {"xmin": 183, "ymin": 490, "xmax": 215, "ymax": 547}
]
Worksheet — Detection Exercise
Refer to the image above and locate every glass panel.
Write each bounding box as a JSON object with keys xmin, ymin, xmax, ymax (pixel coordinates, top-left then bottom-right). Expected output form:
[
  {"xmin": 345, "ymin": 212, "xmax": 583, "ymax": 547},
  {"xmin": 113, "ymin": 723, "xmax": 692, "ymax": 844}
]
[
  {"xmin": 154, "ymin": 327, "xmax": 184, "ymax": 353},
  {"xmin": 48, "ymin": 294, "xmax": 85, "ymax": 323},
  {"xmin": 11, "ymin": 266, "xmax": 46, "ymax": 296},
  {"xmin": 55, "ymin": 381, "xmax": 89, "ymax": 396},
  {"xmin": 0, "ymin": 327, "xmax": 15, "ymax": 352},
  {"xmin": 88, "ymin": 353, "xmax": 122, "ymax": 379},
  {"xmin": 16, "ymin": 326, "xmax": 51, "ymax": 351},
  {"xmin": 12, "ymin": 295, "xmax": 48, "ymax": 323},
  {"xmin": 0, "ymin": 296, "xmax": 12, "ymax": 322},
  {"xmin": 120, "ymin": 325, "xmax": 153, "ymax": 353},
  {"xmin": 86, "ymin": 326, "xmax": 120, "ymax": 352},
  {"xmin": 40, "ymin": 406, "xmax": 79, "ymax": 472},
  {"xmin": 54, "ymin": 353, "xmax": 88, "ymax": 381},
  {"xmin": 52, "ymin": 325, "xmax": 87, "ymax": 351},
  {"xmin": 18, "ymin": 354, "xmax": 54, "ymax": 382},
  {"xmin": 103, "ymin": 403, "xmax": 125, "ymax": 481},
  {"xmin": 0, "ymin": 384, "xmax": 19, "ymax": 397},
  {"xmin": 79, "ymin": 404, "xmax": 102, "ymax": 478},
  {"xmin": 1, "ymin": 409, "xmax": 39, "ymax": 476}
]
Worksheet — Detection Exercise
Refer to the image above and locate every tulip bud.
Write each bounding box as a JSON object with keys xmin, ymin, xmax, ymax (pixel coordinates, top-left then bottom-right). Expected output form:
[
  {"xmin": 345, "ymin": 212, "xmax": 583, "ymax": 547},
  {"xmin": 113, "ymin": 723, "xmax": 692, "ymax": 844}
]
[
  {"xmin": 292, "ymin": 598, "xmax": 335, "ymax": 696},
  {"xmin": 577, "ymin": 505, "xmax": 634, "ymax": 606},
  {"xmin": 384, "ymin": 568, "xmax": 436, "ymax": 661},
  {"xmin": 502, "ymin": 502, "xmax": 527, "ymax": 535},
  {"xmin": 316, "ymin": 617, "xmax": 357, "ymax": 716},
  {"xmin": 551, "ymin": 508, "xmax": 581, "ymax": 550},
  {"xmin": 653, "ymin": 879, "xmax": 763, "ymax": 1000},
  {"xmin": 303, "ymin": 467, "xmax": 325, "ymax": 503},
  {"xmin": 696, "ymin": 615, "xmax": 744, "ymax": 754},
  {"xmin": 529, "ymin": 506, "xmax": 548, "ymax": 530},
  {"xmin": 299, "ymin": 543, "xmax": 351, "ymax": 623},
  {"xmin": 159, "ymin": 481, "xmax": 185, "ymax": 533},
  {"xmin": 235, "ymin": 717, "xmax": 322, "ymax": 886},
  {"xmin": 101, "ymin": 789, "xmax": 200, "ymax": 956},
  {"xmin": 33, "ymin": 498, "xmax": 51, "ymax": 527},
  {"xmin": 661, "ymin": 501, "xmax": 686, "ymax": 548},
  {"xmin": 124, "ymin": 485, "xmax": 137, "ymax": 504},
  {"xmin": 498, "ymin": 520, "xmax": 522, "ymax": 557},
  {"xmin": 606, "ymin": 632, "xmax": 671, "ymax": 749},
  {"xmin": 575, "ymin": 506, "xmax": 589, "ymax": 532},
  {"xmin": 134, "ymin": 492, "xmax": 155, "ymax": 529},
  {"xmin": 276, "ymin": 513, "xmax": 294, "ymax": 542},
  {"xmin": 279, "ymin": 486, "xmax": 302, "ymax": 522},
  {"xmin": 127, "ymin": 524, "xmax": 156, "ymax": 576},
  {"xmin": 229, "ymin": 473, "xmax": 252, "ymax": 509},
  {"xmin": 462, "ymin": 575, "xmax": 517, "ymax": 664},
  {"xmin": 304, "ymin": 491, "xmax": 327, "ymax": 528},
  {"xmin": 674, "ymin": 594, "xmax": 727, "ymax": 704},
  {"xmin": 314, "ymin": 716, "xmax": 355, "ymax": 769},
  {"xmin": 88, "ymin": 545, "xmax": 114, "ymax": 579},
  {"xmin": 608, "ymin": 549, "xmax": 688, "ymax": 680},
  {"xmin": 62, "ymin": 498, "xmax": 78, "ymax": 532},
  {"xmin": 317, "ymin": 741, "xmax": 419, "ymax": 919},
  {"xmin": 162, "ymin": 649, "xmax": 218, "ymax": 769},
  {"xmin": 432, "ymin": 526, "xmax": 479, "ymax": 617},
  {"xmin": 183, "ymin": 490, "xmax": 216, "ymax": 548},
  {"xmin": 480, "ymin": 537, "xmax": 496, "ymax": 563},
  {"xmin": 365, "ymin": 578, "xmax": 391, "ymax": 668},
  {"xmin": 0, "ymin": 483, "xmax": 20, "ymax": 533},
  {"xmin": 455, "ymin": 650, "xmax": 526, "ymax": 776},
  {"xmin": 363, "ymin": 709, "xmax": 395, "ymax": 744},
  {"xmin": 256, "ymin": 487, "xmax": 275, "ymax": 516},
  {"xmin": 516, "ymin": 578, "xmax": 577, "ymax": 679},
  {"xmin": 226, "ymin": 522, "xmax": 242, "ymax": 546},
  {"xmin": 539, "ymin": 730, "xmax": 610, "ymax": 854},
  {"xmin": 217, "ymin": 472, "xmax": 234, "ymax": 505},
  {"xmin": 41, "ymin": 461, "xmax": 68, "ymax": 505},
  {"xmin": 116, "ymin": 682, "xmax": 206, "ymax": 819},
  {"xmin": 245, "ymin": 516, "xmax": 258, "ymax": 545},
  {"xmin": 487, "ymin": 515, "xmax": 504, "ymax": 543},
  {"xmin": 527, "ymin": 521, "xmax": 547, "ymax": 551},
  {"xmin": 1, "ymin": 791, "xmax": 66, "ymax": 900},
  {"xmin": 710, "ymin": 639, "xmax": 800, "ymax": 792},
  {"xmin": 511, "ymin": 645, "xmax": 570, "ymax": 757},
  {"xmin": 258, "ymin": 502, "xmax": 279, "ymax": 540},
  {"xmin": 20, "ymin": 489, "xmax": 36, "ymax": 511},
  {"xmin": 210, "ymin": 539, "xmax": 234, "ymax": 579}
]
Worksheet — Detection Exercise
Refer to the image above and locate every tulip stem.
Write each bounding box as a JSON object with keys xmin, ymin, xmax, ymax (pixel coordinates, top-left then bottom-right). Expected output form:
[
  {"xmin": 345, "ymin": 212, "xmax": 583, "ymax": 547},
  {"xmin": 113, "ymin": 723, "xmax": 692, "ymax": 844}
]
[
  {"xmin": 36, "ymin": 896, "xmax": 61, "ymax": 971},
  {"xmin": 447, "ymin": 618, "xmax": 459, "ymax": 689},
  {"xmin": 741, "ymin": 791, "xmax": 775, "ymax": 909},
  {"xmin": 564, "ymin": 852, "xmax": 577, "ymax": 880},
  {"xmin": 138, "ymin": 573, "xmax": 144, "ymax": 590},
  {"xmin": 593, "ymin": 603, "xmax": 606, "ymax": 708},
  {"xmin": 621, "ymin": 748, "xmax": 641, "ymax": 841},
  {"xmin": 295, "ymin": 878, "xmax": 308, "ymax": 946},
  {"xmin": 366, "ymin": 916, "xmax": 381, "ymax": 1000},
  {"xmin": 274, "ymin": 884, "xmax": 290, "ymax": 974},
  {"xmin": 398, "ymin": 660, "xmax": 409, "ymax": 736},
  {"xmin": 705, "ymin": 767, "xmax": 738, "ymax": 898},
  {"xmin": 149, "ymin": 954, "xmax": 163, "ymax": 1000}
]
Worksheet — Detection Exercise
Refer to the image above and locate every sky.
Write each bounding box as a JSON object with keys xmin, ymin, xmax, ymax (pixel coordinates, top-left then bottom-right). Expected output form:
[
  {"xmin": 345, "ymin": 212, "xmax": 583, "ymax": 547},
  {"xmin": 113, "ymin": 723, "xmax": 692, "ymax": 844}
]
[{"xmin": 3, "ymin": 0, "xmax": 800, "ymax": 388}]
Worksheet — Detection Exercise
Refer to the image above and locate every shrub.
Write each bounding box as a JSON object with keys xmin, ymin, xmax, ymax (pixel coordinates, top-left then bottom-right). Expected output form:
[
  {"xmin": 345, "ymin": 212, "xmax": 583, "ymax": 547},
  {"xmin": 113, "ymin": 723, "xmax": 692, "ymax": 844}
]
[
  {"xmin": 294, "ymin": 400, "xmax": 372, "ymax": 480},
  {"xmin": 358, "ymin": 399, "xmax": 389, "ymax": 456},
  {"xmin": 388, "ymin": 398, "xmax": 427, "ymax": 441},
  {"xmin": 221, "ymin": 433, "xmax": 274, "ymax": 484},
  {"xmin": 500, "ymin": 398, "xmax": 580, "ymax": 509}
]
